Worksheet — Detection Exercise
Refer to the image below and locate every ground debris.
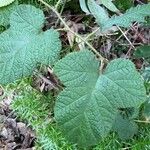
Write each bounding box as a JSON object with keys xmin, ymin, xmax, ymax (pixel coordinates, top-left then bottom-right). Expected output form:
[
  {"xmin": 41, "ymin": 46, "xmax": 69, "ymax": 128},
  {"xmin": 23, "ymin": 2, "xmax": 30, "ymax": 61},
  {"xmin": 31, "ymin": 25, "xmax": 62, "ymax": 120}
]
[{"xmin": 0, "ymin": 88, "xmax": 36, "ymax": 150}]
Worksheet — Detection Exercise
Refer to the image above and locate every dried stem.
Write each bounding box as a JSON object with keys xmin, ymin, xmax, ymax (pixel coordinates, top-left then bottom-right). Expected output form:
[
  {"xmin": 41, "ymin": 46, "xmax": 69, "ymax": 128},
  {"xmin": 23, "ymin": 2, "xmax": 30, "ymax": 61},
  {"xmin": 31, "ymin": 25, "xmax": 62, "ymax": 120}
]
[
  {"xmin": 134, "ymin": 120, "xmax": 150, "ymax": 124},
  {"xmin": 117, "ymin": 26, "xmax": 135, "ymax": 49},
  {"xmin": 38, "ymin": 0, "xmax": 107, "ymax": 63},
  {"xmin": 55, "ymin": 0, "xmax": 62, "ymax": 10}
]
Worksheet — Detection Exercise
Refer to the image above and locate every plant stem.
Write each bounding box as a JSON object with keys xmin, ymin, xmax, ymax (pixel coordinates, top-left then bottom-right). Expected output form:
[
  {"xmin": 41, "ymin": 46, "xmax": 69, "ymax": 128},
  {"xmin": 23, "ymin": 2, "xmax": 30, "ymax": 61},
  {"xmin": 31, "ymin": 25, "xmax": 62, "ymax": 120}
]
[
  {"xmin": 134, "ymin": 119, "xmax": 150, "ymax": 124},
  {"xmin": 38, "ymin": 0, "xmax": 107, "ymax": 63},
  {"xmin": 55, "ymin": 0, "xmax": 62, "ymax": 10},
  {"xmin": 84, "ymin": 27, "xmax": 100, "ymax": 41},
  {"xmin": 117, "ymin": 26, "xmax": 135, "ymax": 49},
  {"xmin": 55, "ymin": 0, "xmax": 66, "ymax": 27}
]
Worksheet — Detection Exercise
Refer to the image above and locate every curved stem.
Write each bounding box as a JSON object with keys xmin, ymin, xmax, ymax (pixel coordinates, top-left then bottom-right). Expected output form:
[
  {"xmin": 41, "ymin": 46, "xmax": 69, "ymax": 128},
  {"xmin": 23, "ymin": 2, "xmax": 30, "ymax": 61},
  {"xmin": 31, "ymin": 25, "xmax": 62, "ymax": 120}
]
[{"xmin": 38, "ymin": 0, "xmax": 107, "ymax": 63}]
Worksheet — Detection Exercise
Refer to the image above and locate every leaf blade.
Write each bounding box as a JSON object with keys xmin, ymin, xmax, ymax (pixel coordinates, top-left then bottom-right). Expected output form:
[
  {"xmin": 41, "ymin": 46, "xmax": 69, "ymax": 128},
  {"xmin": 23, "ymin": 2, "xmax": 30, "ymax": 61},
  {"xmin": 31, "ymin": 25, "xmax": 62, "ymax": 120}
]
[
  {"xmin": 103, "ymin": 3, "xmax": 150, "ymax": 30},
  {"xmin": 0, "ymin": 5, "xmax": 61, "ymax": 84},
  {"xmin": 54, "ymin": 50, "xmax": 146, "ymax": 147},
  {"xmin": 99, "ymin": 0, "xmax": 119, "ymax": 12}
]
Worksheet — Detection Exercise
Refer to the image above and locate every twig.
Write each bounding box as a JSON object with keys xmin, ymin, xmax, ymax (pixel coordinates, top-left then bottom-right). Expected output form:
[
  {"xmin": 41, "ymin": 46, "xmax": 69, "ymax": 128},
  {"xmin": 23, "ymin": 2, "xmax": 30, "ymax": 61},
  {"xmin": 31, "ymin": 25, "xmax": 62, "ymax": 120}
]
[
  {"xmin": 34, "ymin": 70, "xmax": 60, "ymax": 91},
  {"xmin": 85, "ymin": 27, "xmax": 118, "ymax": 41},
  {"xmin": 122, "ymin": 147, "xmax": 132, "ymax": 150},
  {"xmin": 116, "ymin": 22, "xmax": 137, "ymax": 42},
  {"xmin": 56, "ymin": 28, "xmax": 67, "ymax": 31},
  {"xmin": 55, "ymin": 0, "xmax": 66, "ymax": 27},
  {"xmin": 134, "ymin": 119, "xmax": 150, "ymax": 124},
  {"xmin": 55, "ymin": 0, "xmax": 62, "ymax": 10},
  {"xmin": 37, "ymin": 73, "xmax": 59, "ymax": 90},
  {"xmin": 99, "ymin": 59, "xmax": 105, "ymax": 74},
  {"xmin": 38, "ymin": 0, "xmax": 107, "ymax": 63},
  {"xmin": 84, "ymin": 27, "xmax": 100, "ymax": 41},
  {"xmin": 117, "ymin": 26, "xmax": 135, "ymax": 49}
]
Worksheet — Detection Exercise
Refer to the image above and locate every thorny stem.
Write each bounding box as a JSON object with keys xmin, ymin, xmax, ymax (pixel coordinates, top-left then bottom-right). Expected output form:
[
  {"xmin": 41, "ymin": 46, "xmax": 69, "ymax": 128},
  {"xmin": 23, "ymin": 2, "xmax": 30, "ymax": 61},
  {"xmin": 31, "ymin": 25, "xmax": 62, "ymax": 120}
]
[
  {"xmin": 134, "ymin": 120, "xmax": 150, "ymax": 124},
  {"xmin": 55, "ymin": 0, "xmax": 62, "ymax": 10},
  {"xmin": 84, "ymin": 28, "xmax": 118, "ymax": 41},
  {"xmin": 117, "ymin": 26, "xmax": 135, "ymax": 49},
  {"xmin": 37, "ymin": 73, "xmax": 59, "ymax": 91},
  {"xmin": 99, "ymin": 59, "xmax": 105, "ymax": 74},
  {"xmin": 38, "ymin": 0, "xmax": 108, "ymax": 64},
  {"xmin": 84, "ymin": 27, "xmax": 100, "ymax": 41},
  {"xmin": 55, "ymin": 0, "xmax": 66, "ymax": 27},
  {"xmin": 34, "ymin": 70, "xmax": 62, "ymax": 91}
]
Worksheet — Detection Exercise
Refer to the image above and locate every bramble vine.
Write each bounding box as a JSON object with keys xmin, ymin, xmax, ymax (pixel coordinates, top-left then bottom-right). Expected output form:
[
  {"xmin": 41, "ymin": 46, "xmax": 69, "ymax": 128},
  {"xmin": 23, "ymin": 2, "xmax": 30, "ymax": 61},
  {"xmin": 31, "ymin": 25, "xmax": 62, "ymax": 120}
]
[{"xmin": 0, "ymin": 0, "xmax": 150, "ymax": 148}]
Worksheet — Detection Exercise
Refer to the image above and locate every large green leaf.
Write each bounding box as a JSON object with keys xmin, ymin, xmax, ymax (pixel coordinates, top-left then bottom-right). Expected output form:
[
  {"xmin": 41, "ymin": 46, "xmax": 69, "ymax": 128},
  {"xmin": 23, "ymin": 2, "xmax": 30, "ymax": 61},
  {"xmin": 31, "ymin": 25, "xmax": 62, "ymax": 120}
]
[
  {"xmin": 0, "ymin": 0, "xmax": 17, "ymax": 26},
  {"xmin": 0, "ymin": 5, "xmax": 61, "ymax": 84},
  {"xmin": 54, "ymin": 50, "xmax": 146, "ymax": 147}
]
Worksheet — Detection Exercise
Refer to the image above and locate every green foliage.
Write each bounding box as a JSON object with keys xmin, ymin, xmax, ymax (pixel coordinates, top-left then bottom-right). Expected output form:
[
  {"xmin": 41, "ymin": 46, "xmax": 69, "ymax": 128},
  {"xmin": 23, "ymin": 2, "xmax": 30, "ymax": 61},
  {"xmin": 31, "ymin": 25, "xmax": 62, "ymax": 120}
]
[
  {"xmin": 0, "ymin": 0, "xmax": 60, "ymax": 27},
  {"xmin": 0, "ymin": 0, "xmax": 17, "ymax": 26},
  {"xmin": 113, "ymin": 113, "xmax": 138, "ymax": 140},
  {"xmin": 142, "ymin": 67, "xmax": 150, "ymax": 94},
  {"xmin": 11, "ymin": 85, "xmax": 58, "ymax": 150},
  {"xmin": 0, "ymin": 5, "xmax": 61, "ymax": 85},
  {"xmin": 82, "ymin": 0, "xmax": 109, "ymax": 27},
  {"xmin": 54, "ymin": 50, "xmax": 146, "ymax": 147},
  {"xmin": 12, "ymin": 91, "xmax": 49, "ymax": 126},
  {"xmin": 80, "ymin": 1, "xmax": 150, "ymax": 30},
  {"xmin": 18, "ymin": 0, "xmax": 57, "ymax": 8},
  {"xmin": 80, "ymin": 0, "xmax": 119, "ymax": 13},
  {"xmin": 143, "ymin": 67, "xmax": 150, "ymax": 82},
  {"xmin": 98, "ymin": 0, "xmax": 119, "ymax": 12},
  {"xmin": 134, "ymin": 45, "xmax": 150, "ymax": 62},
  {"xmin": 103, "ymin": 3, "xmax": 150, "ymax": 30},
  {"xmin": 143, "ymin": 99, "xmax": 150, "ymax": 120},
  {"xmin": 79, "ymin": 0, "xmax": 90, "ymax": 14},
  {"xmin": 114, "ymin": 0, "xmax": 134, "ymax": 11},
  {"xmin": 11, "ymin": 84, "xmax": 76, "ymax": 150},
  {"xmin": 0, "ymin": 0, "xmax": 15, "ymax": 7},
  {"xmin": 0, "ymin": 0, "xmax": 149, "ymax": 149},
  {"xmin": 0, "ymin": 26, "xmax": 5, "ymax": 33}
]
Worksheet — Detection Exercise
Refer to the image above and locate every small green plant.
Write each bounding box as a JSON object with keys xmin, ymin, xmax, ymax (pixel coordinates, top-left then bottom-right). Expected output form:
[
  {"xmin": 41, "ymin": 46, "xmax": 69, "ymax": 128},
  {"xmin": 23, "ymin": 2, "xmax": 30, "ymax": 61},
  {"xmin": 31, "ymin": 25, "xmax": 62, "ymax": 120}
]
[
  {"xmin": 80, "ymin": 0, "xmax": 150, "ymax": 30},
  {"xmin": 0, "ymin": 0, "xmax": 150, "ymax": 149}
]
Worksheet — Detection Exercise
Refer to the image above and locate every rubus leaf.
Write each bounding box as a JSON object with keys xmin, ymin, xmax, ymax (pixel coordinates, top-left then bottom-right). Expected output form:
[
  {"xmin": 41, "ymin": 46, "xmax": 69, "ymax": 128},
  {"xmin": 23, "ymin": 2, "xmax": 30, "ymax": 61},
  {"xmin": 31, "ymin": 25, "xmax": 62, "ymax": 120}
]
[
  {"xmin": 113, "ymin": 113, "xmax": 138, "ymax": 140},
  {"xmin": 99, "ymin": 0, "xmax": 119, "ymax": 12},
  {"xmin": 134, "ymin": 45, "xmax": 150, "ymax": 60},
  {"xmin": 0, "ymin": 0, "xmax": 17, "ymax": 26},
  {"xmin": 0, "ymin": 0, "xmax": 15, "ymax": 7},
  {"xmin": 81, "ymin": 2, "xmax": 150, "ymax": 30},
  {"xmin": 0, "ymin": 5, "xmax": 61, "ymax": 84},
  {"xmin": 142, "ymin": 67, "xmax": 150, "ymax": 82},
  {"xmin": 54, "ymin": 50, "xmax": 146, "ymax": 147},
  {"xmin": 79, "ymin": 0, "xmax": 90, "ymax": 14},
  {"xmin": 88, "ymin": 0, "xmax": 109, "ymax": 27},
  {"xmin": 114, "ymin": 0, "xmax": 134, "ymax": 11},
  {"xmin": 103, "ymin": 3, "xmax": 150, "ymax": 30},
  {"xmin": 143, "ymin": 99, "xmax": 150, "ymax": 120}
]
